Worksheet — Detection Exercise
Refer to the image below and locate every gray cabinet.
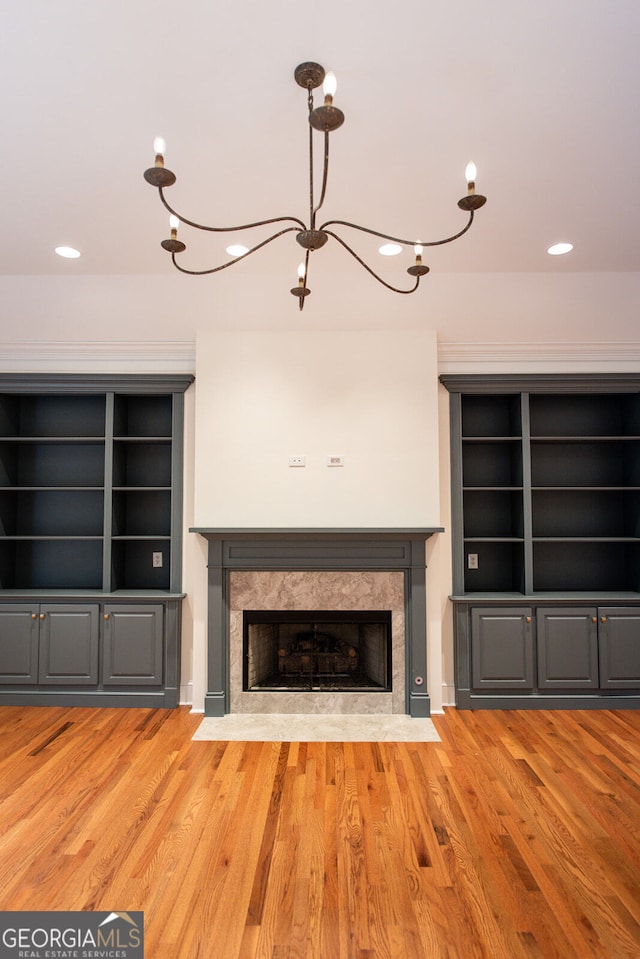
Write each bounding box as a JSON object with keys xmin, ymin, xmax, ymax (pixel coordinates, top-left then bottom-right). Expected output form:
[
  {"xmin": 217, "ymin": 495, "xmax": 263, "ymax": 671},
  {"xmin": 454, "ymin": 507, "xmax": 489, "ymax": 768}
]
[
  {"xmin": 458, "ymin": 601, "xmax": 640, "ymax": 707},
  {"xmin": 0, "ymin": 373, "xmax": 193, "ymax": 708},
  {"xmin": 0, "ymin": 604, "xmax": 39, "ymax": 683},
  {"xmin": 103, "ymin": 604, "xmax": 163, "ymax": 685},
  {"xmin": 537, "ymin": 608, "xmax": 599, "ymax": 689},
  {"xmin": 0, "ymin": 600, "xmax": 169, "ymax": 698},
  {"xmin": 471, "ymin": 608, "xmax": 533, "ymax": 689},
  {"xmin": 599, "ymin": 607, "xmax": 640, "ymax": 688},
  {"xmin": 38, "ymin": 604, "xmax": 99, "ymax": 685}
]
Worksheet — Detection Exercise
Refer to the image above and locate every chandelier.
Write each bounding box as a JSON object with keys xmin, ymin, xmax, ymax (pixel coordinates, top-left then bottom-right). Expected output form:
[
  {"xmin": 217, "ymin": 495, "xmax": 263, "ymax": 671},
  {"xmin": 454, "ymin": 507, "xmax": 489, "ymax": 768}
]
[{"xmin": 143, "ymin": 62, "xmax": 486, "ymax": 310}]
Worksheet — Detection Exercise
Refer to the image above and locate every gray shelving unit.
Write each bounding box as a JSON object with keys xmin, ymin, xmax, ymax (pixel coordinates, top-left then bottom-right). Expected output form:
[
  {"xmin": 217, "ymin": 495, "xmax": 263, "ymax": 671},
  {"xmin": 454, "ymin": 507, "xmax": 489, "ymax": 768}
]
[
  {"xmin": 0, "ymin": 374, "xmax": 193, "ymax": 707},
  {"xmin": 442, "ymin": 374, "xmax": 640, "ymax": 709}
]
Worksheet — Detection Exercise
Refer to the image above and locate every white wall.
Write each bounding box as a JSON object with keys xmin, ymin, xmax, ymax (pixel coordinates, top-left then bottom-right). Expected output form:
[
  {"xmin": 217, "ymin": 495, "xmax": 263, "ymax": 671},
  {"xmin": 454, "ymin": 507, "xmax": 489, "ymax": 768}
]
[{"xmin": 193, "ymin": 330, "xmax": 441, "ymax": 528}]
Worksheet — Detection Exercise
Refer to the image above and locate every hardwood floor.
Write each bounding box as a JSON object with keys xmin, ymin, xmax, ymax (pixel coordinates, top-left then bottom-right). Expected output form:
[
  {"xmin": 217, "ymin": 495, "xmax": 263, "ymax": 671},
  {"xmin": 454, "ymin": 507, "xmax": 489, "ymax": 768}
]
[{"xmin": 0, "ymin": 706, "xmax": 639, "ymax": 958}]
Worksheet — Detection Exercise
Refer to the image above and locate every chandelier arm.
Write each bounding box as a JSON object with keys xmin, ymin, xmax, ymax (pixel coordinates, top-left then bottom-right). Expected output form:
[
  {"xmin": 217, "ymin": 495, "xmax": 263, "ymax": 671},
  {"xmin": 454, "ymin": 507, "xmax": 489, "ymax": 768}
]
[
  {"xmin": 168, "ymin": 226, "xmax": 301, "ymax": 276},
  {"xmin": 323, "ymin": 230, "xmax": 421, "ymax": 294},
  {"xmin": 313, "ymin": 130, "xmax": 331, "ymax": 223},
  {"xmin": 319, "ymin": 210, "xmax": 475, "ymax": 247},
  {"xmin": 158, "ymin": 188, "xmax": 306, "ymax": 233}
]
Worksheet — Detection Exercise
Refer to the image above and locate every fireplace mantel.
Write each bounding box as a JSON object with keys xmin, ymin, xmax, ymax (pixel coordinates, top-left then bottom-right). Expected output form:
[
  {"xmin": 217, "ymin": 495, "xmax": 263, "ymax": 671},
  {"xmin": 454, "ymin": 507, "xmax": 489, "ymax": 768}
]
[{"xmin": 190, "ymin": 528, "xmax": 443, "ymax": 718}]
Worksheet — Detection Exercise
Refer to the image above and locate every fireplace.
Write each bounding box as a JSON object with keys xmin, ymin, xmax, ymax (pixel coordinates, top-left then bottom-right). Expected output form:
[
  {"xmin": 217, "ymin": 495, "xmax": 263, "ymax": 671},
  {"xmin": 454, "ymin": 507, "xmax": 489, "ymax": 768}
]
[
  {"xmin": 244, "ymin": 610, "xmax": 392, "ymax": 693},
  {"xmin": 190, "ymin": 528, "xmax": 443, "ymax": 717}
]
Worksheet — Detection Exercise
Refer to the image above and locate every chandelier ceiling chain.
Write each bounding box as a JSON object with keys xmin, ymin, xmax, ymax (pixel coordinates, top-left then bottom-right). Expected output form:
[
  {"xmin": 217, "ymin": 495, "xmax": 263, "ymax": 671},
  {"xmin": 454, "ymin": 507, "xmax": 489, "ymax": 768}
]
[{"xmin": 143, "ymin": 61, "xmax": 487, "ymax": 311}]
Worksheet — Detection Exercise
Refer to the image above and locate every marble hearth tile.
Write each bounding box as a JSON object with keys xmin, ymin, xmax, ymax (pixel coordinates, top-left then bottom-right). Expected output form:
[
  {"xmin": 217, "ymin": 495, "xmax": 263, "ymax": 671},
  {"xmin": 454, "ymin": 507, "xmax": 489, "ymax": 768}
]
[{"xmin": 193, "ymin": 714, "xmax": 441, "ymax": 743}]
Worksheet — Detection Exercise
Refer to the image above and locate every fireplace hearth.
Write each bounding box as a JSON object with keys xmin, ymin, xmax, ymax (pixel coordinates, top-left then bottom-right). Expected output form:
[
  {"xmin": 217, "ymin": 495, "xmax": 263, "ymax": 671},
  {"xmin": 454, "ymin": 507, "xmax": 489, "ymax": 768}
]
[{"xmin": 244, "ymin": 610, "xmax": 392, "ymax": 693}]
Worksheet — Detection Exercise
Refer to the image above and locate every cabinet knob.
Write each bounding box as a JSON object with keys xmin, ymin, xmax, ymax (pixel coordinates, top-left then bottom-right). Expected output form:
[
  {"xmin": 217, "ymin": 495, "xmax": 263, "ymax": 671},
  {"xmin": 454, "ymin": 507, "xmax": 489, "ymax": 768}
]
[
  {"xmin": 525, "ymin": 616, "xmax": 532, "ymax": 623},
  {"xmin": 31, "ymin": 613, "xmax": 37, "ymax": 620},
  {"xmin": 601, "ymin": 616, "xmax": 607, "ymax": 624},
  {"xmin": 104, "ymin": 613, "xmax": 110, "ymax": 620},
  {"xmin": 592, "ymin": 617, "xmax": 597, "ymax": 623},
  {"xmin": 39, "ymin": 613, "xmax": 45, "ymax": 620}
]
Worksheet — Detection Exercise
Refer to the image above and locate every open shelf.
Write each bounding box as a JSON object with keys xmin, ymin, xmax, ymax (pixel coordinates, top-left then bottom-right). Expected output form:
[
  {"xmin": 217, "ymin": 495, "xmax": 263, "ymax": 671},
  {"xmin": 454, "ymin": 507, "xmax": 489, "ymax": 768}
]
[
  {"xmin": 529, "ymin": 393, "xmax": 640, "ymax": 437},
  {"xmin": 462, "ymin": 394, "xmax": 522, "ymax": 438},
  {"xmin": 464, "ymin": 489, "xmax": 524, "ymax": 538},
  {"xmin": 0, "ymin": 442, "xmax": 105, "ymax": 488},
  {"xmin": 531, "ymin": 440, "xmax": 640, "ymax": 488},
  {"xmin": 532, "ymin": 489, "xmax": 640, "ymax": 538},
  {"xmin": 113, "ymin": 394, "xmax": 172, "ymax": 438},
  {"xmin": 462, "ymin": 440, "xmax": 523, "ymax": 488},
  {"xmin": 0, "ymin": 539, "xmax": 104, "ymax": 590},
  {"xmin": 464, "ymin": 541, "xmax": 525, "ymax": 593},
  {"xmin": 533, "ymin": 541, "xmax": 640, "ymax": 593},
  {"xmin": 111, "ymin": 540, "xmax": 171, "ymax": 591},
  {"xmin": 112, "ymin": 441, "xmax": 172, "ymax": 488},
  {"xmin": 112, "ymin": 490, "xmax": 171, "ymax": 537},
  {"xmin": 0, "ymin": 490, "xmax": 104, "ymax": 537},
  {"xmin": 0, "ymin": 394, "xmax": 106, "ymax": 438}
]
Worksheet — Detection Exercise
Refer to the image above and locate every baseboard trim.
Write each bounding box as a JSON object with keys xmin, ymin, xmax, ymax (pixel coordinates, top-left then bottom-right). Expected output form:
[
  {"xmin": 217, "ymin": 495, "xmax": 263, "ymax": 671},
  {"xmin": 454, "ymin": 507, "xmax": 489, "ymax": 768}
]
[{"xmin": 440, "ymin": 682, "xmax": 456, "ymax": 709}]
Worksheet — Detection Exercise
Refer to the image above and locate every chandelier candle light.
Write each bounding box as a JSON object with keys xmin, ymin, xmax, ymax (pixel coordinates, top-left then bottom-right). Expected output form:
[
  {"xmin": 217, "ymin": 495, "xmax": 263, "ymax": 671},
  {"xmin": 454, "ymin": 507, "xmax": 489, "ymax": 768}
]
[{"xmin": 143, "ymin": 62, "xmax": 486, "ymax": 310}]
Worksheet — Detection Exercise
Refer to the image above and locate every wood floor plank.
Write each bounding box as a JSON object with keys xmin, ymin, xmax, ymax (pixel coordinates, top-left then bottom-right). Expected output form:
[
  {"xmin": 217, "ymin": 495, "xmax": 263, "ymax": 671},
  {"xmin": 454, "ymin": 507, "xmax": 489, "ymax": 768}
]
[{"xmin": 0, "ymin": 705, "xmax": 639, "ymax": 958}]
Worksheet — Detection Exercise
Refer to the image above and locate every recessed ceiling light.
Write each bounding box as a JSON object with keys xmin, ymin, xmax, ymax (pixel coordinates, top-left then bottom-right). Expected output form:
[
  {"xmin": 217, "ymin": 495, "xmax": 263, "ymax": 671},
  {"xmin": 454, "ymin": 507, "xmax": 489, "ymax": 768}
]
[
  {"xmin": 55, "ymin": 246, "xmax": 81, "ymax": 259},
  {"xmin": 226, "ymin": 244, "xmax": 249, "ymax": 257},
  {"xmin": 379, "ymin": 243, "xmax": 402, "ymax": 256},
  {"xmin": 547, "ymin": 242, "xmax": 573, "ymax": 256}
]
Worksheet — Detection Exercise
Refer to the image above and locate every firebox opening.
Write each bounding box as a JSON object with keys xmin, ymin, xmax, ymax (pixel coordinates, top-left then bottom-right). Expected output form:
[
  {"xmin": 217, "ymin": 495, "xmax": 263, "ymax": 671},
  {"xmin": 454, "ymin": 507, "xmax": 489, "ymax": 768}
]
[{"xmin": 243, "ymin": 610, "xmax": 392, "ymax": 692}]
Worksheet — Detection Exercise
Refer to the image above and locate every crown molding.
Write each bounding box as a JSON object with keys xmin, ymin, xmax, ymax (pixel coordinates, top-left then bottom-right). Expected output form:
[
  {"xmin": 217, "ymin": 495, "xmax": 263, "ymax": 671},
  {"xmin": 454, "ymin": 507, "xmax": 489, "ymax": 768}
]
[
  {"xmin": 438, "ymin": 341, "xmax": 640, "ymax": 373},
  {"xmin": 0, "ymin": 340, "xmax": 196, "ymax": 373},
  {"xmin": 3, "ymin": 338, "xmax": 639, "ymax": 376}
]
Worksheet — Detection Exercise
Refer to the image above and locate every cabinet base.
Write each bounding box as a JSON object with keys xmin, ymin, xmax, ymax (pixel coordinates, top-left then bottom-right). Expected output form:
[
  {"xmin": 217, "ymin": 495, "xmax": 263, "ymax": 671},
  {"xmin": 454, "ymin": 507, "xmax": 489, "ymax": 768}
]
[
  {"xmin": 456, "ymin": 691, "xmax": 640, "ymax": 710},
  {"xmin": 0, "ymin": 688, "xmax": 179, "ymax": 708}
]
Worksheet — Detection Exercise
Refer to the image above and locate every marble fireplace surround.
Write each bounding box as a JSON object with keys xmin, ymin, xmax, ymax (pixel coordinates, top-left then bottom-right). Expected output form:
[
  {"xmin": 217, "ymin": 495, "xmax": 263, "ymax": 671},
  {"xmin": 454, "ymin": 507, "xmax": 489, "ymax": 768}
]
[
  {"xmin": 190, "ymin": 529, "xmax": 443, "ymax": 718},
  {"xmin": 232, "ymin": 571, "xmax": 401, "ymax": 714}
]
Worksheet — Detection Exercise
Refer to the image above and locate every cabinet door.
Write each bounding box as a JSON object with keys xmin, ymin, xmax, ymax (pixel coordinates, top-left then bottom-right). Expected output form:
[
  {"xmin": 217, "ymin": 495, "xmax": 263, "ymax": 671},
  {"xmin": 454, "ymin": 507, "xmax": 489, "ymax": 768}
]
[
  {"xmin": 599, "ymin": 607, "xmax": 640, "ymax": 688},
  {"xmin": 537, "ymin": 608, "xmax": 599, "ymax": 688},
  {"xmin": 471, "ymin": 608, "xmax": 534, "ymax": 689},
  {"xmin": 0, "ymin": 604, "xmax": 39, "ymax": 684},
  {"xmin": 102, "ymin": 604, "xmax": 163, "ymax": 685},
  {"xmin": 38, "ymin": 605, "xmax": 99, "ymax": 684}
]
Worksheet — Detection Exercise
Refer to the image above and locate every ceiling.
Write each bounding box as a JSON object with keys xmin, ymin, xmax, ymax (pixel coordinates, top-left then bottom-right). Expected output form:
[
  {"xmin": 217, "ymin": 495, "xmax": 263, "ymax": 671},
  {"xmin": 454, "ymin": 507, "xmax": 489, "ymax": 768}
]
[{"xmin": 1, "ymin": 0, "xmax": 639, "ymax": 349}]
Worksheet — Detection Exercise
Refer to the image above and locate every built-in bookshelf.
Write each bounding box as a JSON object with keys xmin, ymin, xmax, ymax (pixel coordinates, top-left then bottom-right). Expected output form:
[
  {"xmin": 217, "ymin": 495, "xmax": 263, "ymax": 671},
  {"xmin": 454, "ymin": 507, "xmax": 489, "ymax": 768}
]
[
  {"xmin": 441, "ymin": 375, "xmax": 640, "ymax": 709},
  {"xmin": 0, "ymin": 374, "xmax": 193, "ymax": 707}
]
